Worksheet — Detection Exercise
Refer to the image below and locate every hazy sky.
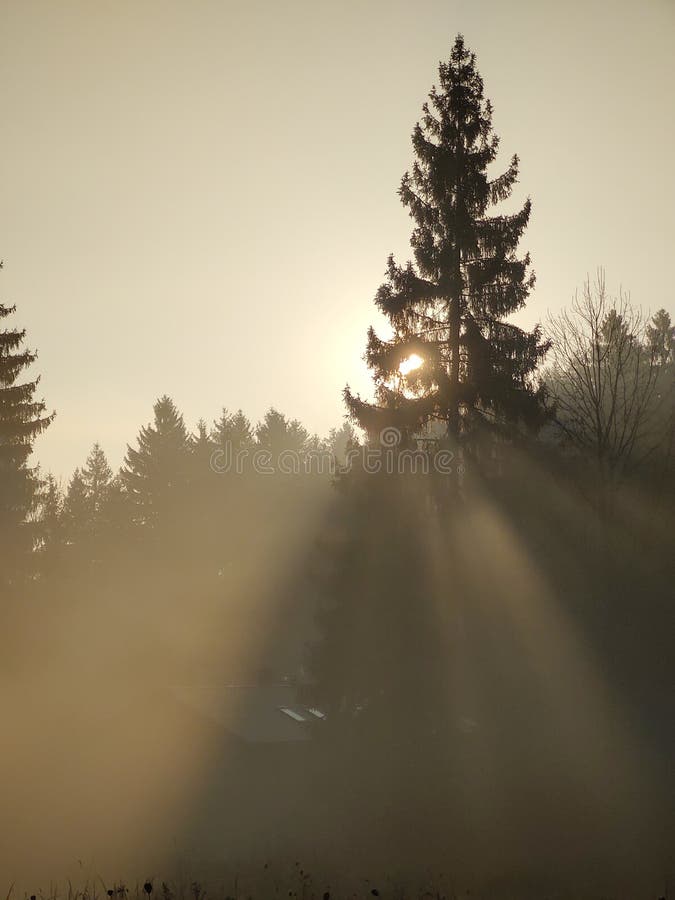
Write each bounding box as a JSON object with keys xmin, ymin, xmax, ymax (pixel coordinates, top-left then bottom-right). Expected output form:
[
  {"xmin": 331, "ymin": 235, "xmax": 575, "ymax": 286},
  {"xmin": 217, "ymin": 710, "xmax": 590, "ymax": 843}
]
[{"xmin": 1, "ymin": 0, "xmax": 674, "ymax": 478}]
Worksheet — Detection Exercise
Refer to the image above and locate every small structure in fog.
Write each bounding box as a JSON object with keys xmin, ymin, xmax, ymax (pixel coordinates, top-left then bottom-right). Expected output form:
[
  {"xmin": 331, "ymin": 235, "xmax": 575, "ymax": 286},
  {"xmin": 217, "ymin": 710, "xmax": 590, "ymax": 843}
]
[{"xmin": 171, "ymin": 683, "xmax": 324, "ymax": 744}]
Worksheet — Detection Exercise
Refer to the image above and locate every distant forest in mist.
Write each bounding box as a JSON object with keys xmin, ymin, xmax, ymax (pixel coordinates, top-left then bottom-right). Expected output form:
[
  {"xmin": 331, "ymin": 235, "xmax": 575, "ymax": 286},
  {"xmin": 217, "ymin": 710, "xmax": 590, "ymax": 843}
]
[{"xmin": 1, "ymin": 33, "xmax": 674, "ymax": 897}]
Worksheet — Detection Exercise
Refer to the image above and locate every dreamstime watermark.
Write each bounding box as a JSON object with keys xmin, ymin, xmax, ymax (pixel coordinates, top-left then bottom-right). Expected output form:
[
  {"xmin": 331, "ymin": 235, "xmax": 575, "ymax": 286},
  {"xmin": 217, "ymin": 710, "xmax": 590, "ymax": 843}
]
[{"xmin": 210, "ymin": 427, "xmax": 461, "ymax": 477}]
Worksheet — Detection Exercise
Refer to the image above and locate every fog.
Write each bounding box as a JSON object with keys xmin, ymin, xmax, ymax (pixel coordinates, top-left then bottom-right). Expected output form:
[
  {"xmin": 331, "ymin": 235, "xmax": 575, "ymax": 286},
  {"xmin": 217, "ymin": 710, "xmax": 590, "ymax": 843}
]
[
  {"xmin": 2, "ymin": 444, "xmax": 673, "ymax": 894},
  {"xmin": 2, "ymin": 6, "xmax": 674, "ymax": 896}
]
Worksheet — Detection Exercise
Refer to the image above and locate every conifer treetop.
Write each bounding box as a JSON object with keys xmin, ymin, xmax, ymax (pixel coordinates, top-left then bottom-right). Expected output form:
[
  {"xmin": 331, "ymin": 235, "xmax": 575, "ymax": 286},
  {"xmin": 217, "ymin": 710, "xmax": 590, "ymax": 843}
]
[{"xmin": 0, "ymin": 268, "xmax": 54, "ymax": 469}]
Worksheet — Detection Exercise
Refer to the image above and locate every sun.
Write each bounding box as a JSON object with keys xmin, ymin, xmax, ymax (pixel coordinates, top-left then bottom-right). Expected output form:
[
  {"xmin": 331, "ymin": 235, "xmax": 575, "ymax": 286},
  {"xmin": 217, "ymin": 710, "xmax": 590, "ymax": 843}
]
[{"xmin": 399, "ymin": 353, "xmax": 423, "ymax": 375}]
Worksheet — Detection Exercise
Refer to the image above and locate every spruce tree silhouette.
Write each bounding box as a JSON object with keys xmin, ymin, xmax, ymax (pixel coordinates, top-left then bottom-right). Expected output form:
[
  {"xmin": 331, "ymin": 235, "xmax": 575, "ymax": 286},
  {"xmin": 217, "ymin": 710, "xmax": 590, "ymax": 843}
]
[
  {"xmin": 62, "ymin": 467, "xmax": 90, "ymax": 544},
  {"xmin": 191, "ymin": 418, "xmax": 212, "ymax": 457},
  {"xmin": 60, "ymin": 443, "xmax": 118, "ymax": 559},
  {"xmin": 255, "ymin": 407, "xmax": 310, "ymax": 462},
  {"xmin": 646, "ymin": 308, "xmax": 675, "ymax": 365},
  {"xmin": 0, "ymin": 263, "xmax": 54, "ymax": 587},
  {"xmin": 81, "ymin": 442, "xmax": 115, "ymax": 521},
  {"xmin": 122, "ymin": 395, "xmax": 192, "ymax": 527},
  {"xmin": 211, "ymin": 407, "xmax": 254, "ymax": 454},
  {"xmin": 345, "ymin": 35, "xmax": 548, "ymax": 450},
  {"xmin": 35, "ymin": 473, "xmax": 64, "ymax": 568}
]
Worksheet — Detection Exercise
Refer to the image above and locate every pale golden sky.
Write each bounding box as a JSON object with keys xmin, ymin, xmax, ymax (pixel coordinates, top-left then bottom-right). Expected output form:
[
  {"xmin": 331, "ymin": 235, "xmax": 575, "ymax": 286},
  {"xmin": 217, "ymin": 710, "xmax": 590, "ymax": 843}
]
[{"xmin": 1, "ymin": 0, "xmax": 673, "ymax": 478}]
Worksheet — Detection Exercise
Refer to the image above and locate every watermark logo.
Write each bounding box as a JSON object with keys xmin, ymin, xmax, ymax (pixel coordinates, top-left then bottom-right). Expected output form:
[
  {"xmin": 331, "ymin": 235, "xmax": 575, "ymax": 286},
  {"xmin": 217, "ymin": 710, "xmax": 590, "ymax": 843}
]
[{"xmin": 209, "ymin": 428, "xmax": 458, "ymax": 476}]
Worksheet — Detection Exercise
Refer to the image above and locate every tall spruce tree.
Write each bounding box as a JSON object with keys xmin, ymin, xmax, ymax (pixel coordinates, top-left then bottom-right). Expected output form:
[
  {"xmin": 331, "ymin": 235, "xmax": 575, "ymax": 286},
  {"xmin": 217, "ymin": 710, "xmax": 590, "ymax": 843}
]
[
  {"xmin": 345, "ymin": 35, "xmax": 548, "ymax": 446},
  {"xmin": 121, "ymin": 395, "xmax": 191, "ymax": 526},
  {"xmin": 0, "ymin": 265, "xmax": 54, "ymax": 585}
]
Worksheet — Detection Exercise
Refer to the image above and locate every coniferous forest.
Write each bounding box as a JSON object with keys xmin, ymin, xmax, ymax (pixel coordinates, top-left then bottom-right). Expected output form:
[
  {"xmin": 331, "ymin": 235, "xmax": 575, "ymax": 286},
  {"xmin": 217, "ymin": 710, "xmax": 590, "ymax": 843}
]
[{"xmin": 1, "ymin": 27, "xmax": 674, "ymax": 900}]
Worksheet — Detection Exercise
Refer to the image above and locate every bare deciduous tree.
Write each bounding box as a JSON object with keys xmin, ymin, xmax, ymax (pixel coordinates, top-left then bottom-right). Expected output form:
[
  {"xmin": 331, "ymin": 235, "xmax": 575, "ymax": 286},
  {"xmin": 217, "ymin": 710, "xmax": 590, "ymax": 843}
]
[{"xmin": 545, "ymin": 270, "xmax": 668, "ymax": 488}]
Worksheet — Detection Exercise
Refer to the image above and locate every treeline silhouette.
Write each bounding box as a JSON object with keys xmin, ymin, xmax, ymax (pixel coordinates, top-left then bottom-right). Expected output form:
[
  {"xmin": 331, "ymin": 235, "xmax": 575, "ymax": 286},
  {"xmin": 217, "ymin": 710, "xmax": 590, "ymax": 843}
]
[
  {"xmin": 1, "ymin": 32, "xmax": 674, "ymax": 895},
  {"xmin": 14, "ymin": 400, "xmax": 358, "ymax": 681}
]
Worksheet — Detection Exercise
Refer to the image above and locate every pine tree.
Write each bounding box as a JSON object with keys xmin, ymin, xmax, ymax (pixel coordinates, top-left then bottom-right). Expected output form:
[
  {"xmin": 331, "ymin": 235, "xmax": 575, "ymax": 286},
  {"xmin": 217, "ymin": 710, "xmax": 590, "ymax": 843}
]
[
  {"xmin": 60, "ymin": 446, "xmax": 121, "ymax": 556},
  {"xmin": 345, "ymin": 35, "xmax": 548, "ymax": 448},
  {"xmin": 192, "ymin": 418, "xmax": 212, "ymax": 457},
  {"xmin": 80, "ymin": 443, "xmax": 114, "ymax": 520},
  {"xmin": 211, "ymin": 408, "xmax": 254, "ymax": 453},
  {"xmin": 0, "ymin": 266, "xmax": 54, "ymax": 585},
  {"xmin": 35, "ymin": 473, "xmax": 64, "ymax": 569},
  {"xmin": 121, "ymin": 395, "xmax": 191, "ymax": 526},
  {"xmin": 38, "ymin": 473, "xmax": 63, "ymax": 540},
  {"xmin": 255, "ymin": 408, "xmax": 309, "ymax": 458},
  {"xmin": 62, "ymin": 468, "xmax": 91, "ymax": 543},
  {"xmin": 645, "ymin": 309, "xmax": 675, "ymax": 482},
  {"xmin": 187, "ymin": 418, "xmax": 213, "ymax": 481},
  {"xmin": 646, "ymin": 309, "xmax": 674, "ymax": 365}
]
